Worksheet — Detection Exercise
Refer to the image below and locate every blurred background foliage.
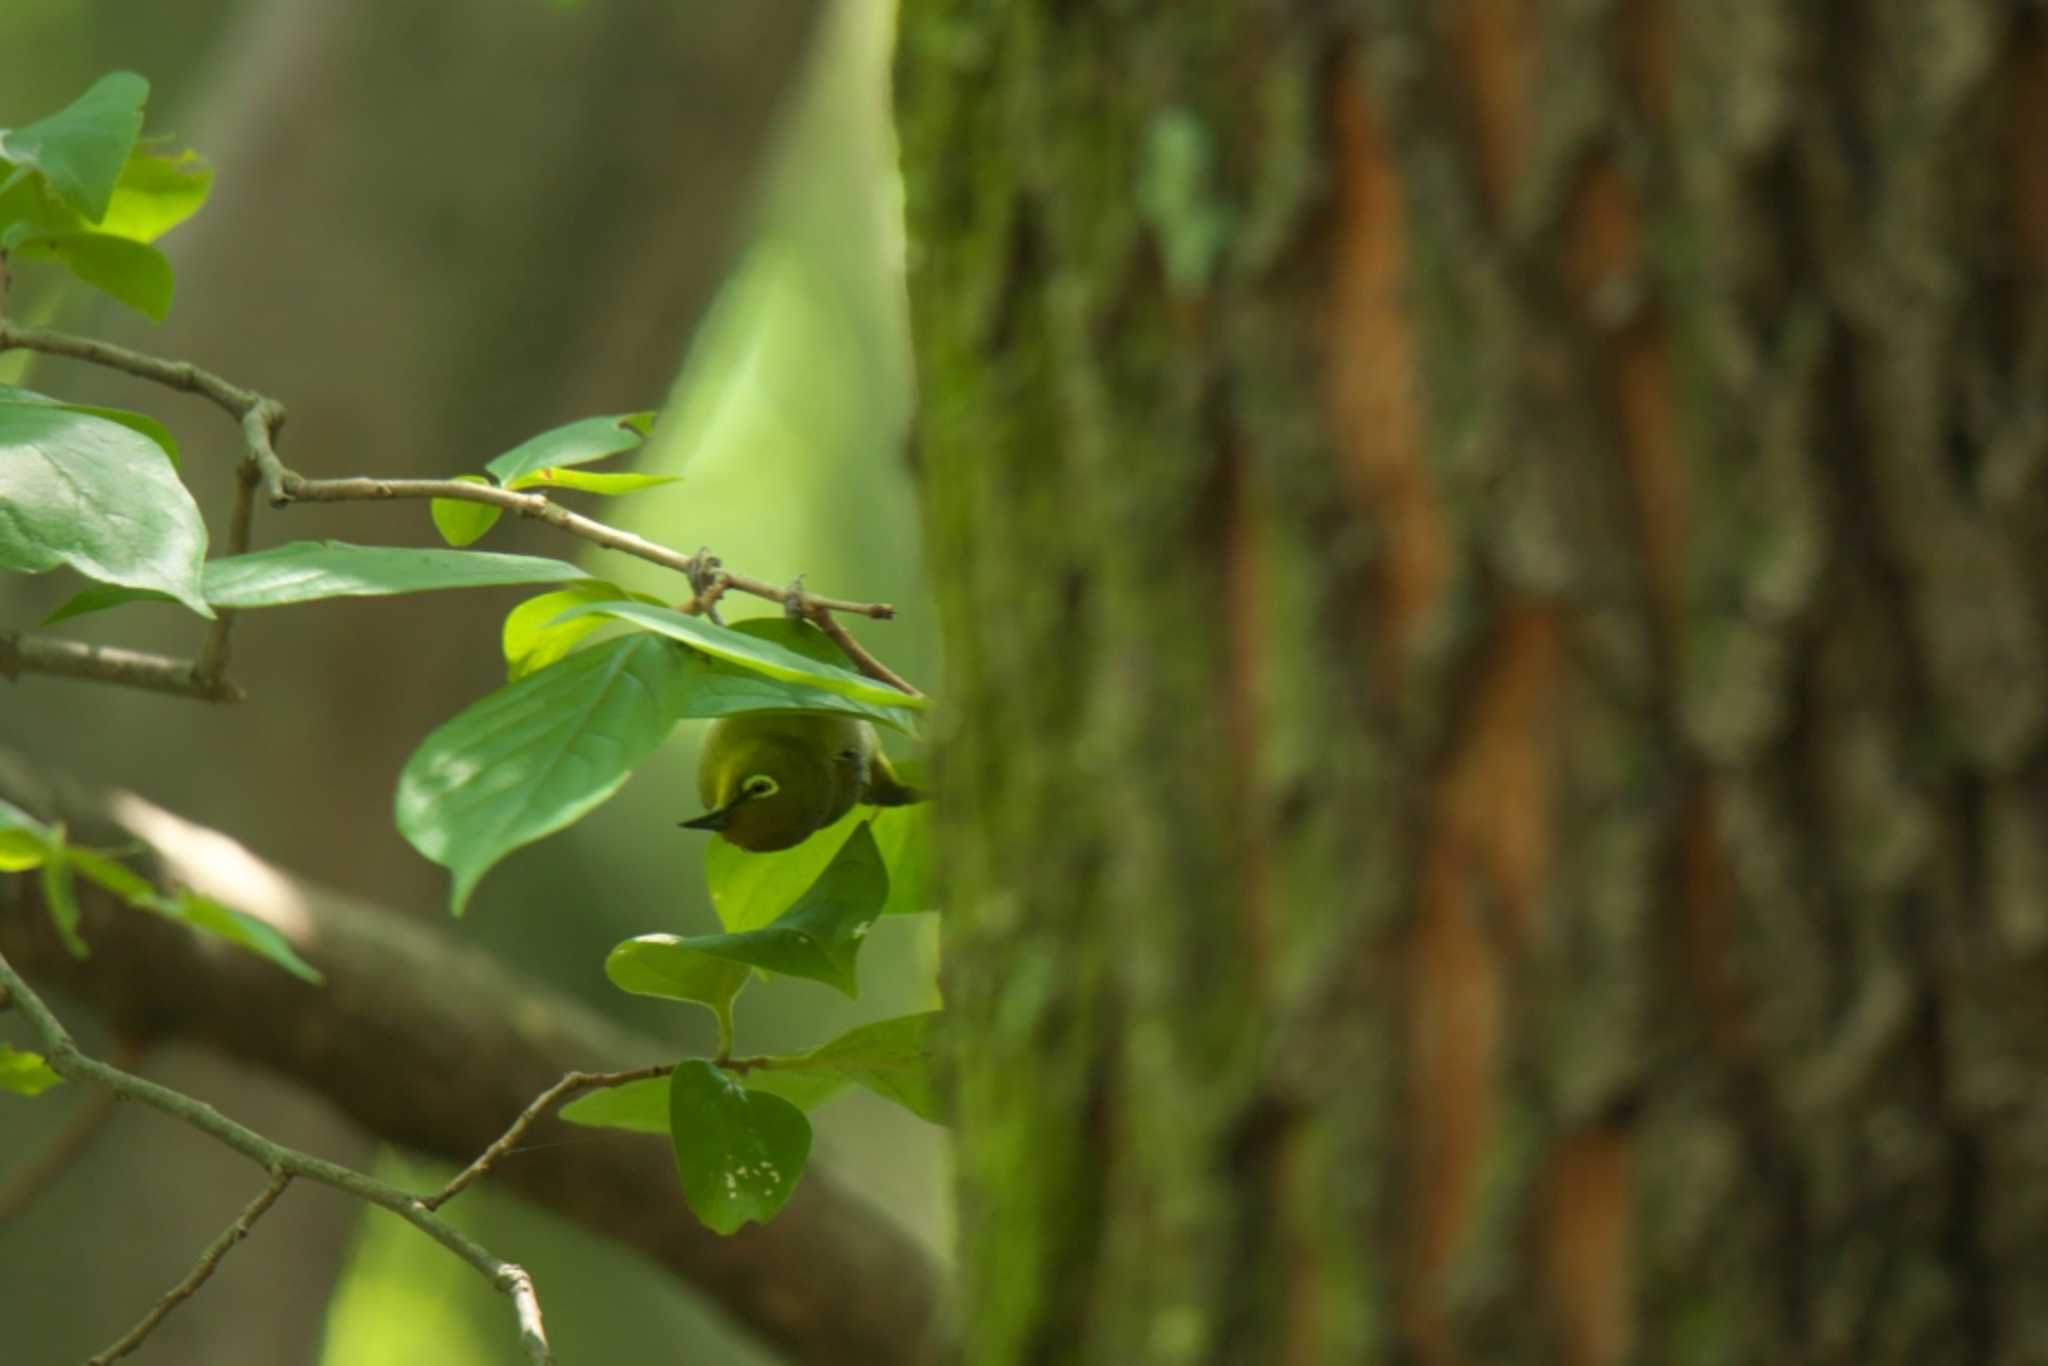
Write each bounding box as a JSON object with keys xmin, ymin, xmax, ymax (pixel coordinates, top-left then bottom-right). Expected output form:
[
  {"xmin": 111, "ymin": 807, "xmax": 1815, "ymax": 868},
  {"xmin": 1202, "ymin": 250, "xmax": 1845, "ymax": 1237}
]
[{"xmin": 0, "ymin": 2, "xmax": 943, "ymax": 1362}]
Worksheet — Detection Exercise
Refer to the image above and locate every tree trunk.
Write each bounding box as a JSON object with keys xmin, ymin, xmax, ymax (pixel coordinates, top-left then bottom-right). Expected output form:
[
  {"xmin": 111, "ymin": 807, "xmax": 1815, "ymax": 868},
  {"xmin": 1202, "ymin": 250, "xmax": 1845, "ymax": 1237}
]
[{"xmin": 898, "ymin": 3, "xmax": 2048, "ymax": 1362}]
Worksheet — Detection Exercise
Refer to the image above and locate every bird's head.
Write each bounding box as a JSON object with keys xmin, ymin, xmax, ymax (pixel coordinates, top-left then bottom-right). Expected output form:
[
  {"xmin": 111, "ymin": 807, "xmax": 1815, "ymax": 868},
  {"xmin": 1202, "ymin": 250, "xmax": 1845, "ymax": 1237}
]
[{"xmin": 683, "ymin": 759, "xmax": 820, "ymax": 852}]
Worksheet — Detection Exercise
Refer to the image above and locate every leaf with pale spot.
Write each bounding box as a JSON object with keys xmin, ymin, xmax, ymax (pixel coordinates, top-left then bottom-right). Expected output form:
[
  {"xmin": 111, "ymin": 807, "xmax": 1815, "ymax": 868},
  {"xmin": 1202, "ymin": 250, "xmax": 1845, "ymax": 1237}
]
[{"xmin": 668, "ymin": 1059, "xmax": 810, "ymax": 1234}]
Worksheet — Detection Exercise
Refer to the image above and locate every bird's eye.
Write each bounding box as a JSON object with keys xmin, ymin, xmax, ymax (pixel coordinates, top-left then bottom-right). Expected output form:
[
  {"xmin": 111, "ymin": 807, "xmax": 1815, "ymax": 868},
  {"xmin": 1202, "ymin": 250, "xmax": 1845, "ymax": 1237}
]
[{"xmin": 742, "ymin": 775, "xmax": 780, "ymax": 799}]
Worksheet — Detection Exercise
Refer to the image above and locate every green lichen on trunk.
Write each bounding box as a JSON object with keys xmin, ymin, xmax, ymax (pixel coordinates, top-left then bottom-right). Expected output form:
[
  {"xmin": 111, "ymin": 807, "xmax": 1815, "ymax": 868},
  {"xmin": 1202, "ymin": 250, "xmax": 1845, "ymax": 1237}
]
[
  {"xmin": 899, "ymin": 0, "xmax": 2048, "ymax": 1362},
  {"xmin": 898, "ymin": 3, "xmax": 1400, "ymax": 1362}
]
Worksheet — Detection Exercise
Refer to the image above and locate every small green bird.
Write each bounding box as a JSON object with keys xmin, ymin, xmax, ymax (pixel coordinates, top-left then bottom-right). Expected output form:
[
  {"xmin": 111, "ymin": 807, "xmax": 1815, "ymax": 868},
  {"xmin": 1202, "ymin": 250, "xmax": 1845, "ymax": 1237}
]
[{"xmin": 682, "ymin": 712, "xmax": 923, "ymax": 852}]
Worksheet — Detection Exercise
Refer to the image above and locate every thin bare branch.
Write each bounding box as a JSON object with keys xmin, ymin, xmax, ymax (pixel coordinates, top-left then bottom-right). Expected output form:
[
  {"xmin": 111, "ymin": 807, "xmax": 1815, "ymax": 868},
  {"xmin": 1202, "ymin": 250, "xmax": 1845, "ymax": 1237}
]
[
  {"xmin": 194, "ymin": 462, "xmax": 260, "ymax": 687},
  {"xmin": 86, "ymin": 1171, "xmax": 294, "ymax": 1366},
  {"xmin": 0, "ymin": 948, "xmax": 554, "ymax": 1365},
  {"xmin": 0, "ymin": 322, "xmax": 919, "ymax": 695},
  {"xmin": 808, "ymin": 606, "xmax": 924, "ymax": 697},
  {"xmin": 426, "ymin": 1063, "xmax": 673, "ymax": 1211},
  {"xmin": 0, "ymin": 633, "xmax": 243, "ymax": 703}
]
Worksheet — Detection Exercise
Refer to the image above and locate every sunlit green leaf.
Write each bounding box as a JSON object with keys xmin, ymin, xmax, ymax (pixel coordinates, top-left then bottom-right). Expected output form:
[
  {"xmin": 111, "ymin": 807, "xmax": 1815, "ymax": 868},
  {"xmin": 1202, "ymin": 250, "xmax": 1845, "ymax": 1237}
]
[
  {"xmin": 708, "ymin": 801, "xmax": 929, "ymax": 932},
  {"xmin": 504, "ymin": 468, "xmax": 678, "ymax": 496},
  {"xmin": 0, "ymin": 385, "xmax": 178, "ymax": 466},
  {"xmin": 0, "ymin": 72, "xmax": 147, "ymax": 221},
  {"xmin": 502, "ymin": 581, "xmax": 646, "ymax": 680},
  {"xmin": 396, "ymin": 635, "xmax": 694, "ymax": 915},
  {"xmin": 484, "ymin": 411, "xmax": 655, "ymax": 486},
  {"xmin": 11, "ymin": 230, "xmax": 173, "ymax": 320},
  {"xmin": 555, "ymin": 600, "xmax": 924, "ymax": 715},
  {"xmin": 605, "ymin": 935, "xmax": 751, "ymax": 1020},
  {"xmin": 200, "ymin": 541, "xmax": 587, "ymax": 607},
  {"xmin": 0, "ymin": 1046, "xmax": 62, "ymax": 1097},
  {"xmin": 0, "ymin": 397, "xmax": 209, "ymax": 615},
  {"xmin": 668, "ymin": 1060, "xmax": 810, "ymax": 1235},
  {"xmin": 96, "ymin": 146, "xmax": 211, "ymax": 243},
  {"xmin": 0, "ymin": 798, "xmax": 50, "ymax": 871},
  {"xmin": 647, "ymin": 823, "xmax": 887, "ymax": 997},
  {"xmin": 429, "ymin": 475, "xmax": 501, "ymax": 547},
  {"xmin": 44, "ymin": 542, "xmax": 588, "ymax": 622},
  {"xmin": 743, "ymin": 1012, "xmax": 945, "ymax": 1123}
]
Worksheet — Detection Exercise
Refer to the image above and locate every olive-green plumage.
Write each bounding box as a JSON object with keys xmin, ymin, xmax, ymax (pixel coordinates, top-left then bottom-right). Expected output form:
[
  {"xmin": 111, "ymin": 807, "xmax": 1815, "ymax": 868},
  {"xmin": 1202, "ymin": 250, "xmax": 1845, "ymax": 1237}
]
[{"xmin": 684, "ymin": 712, "xmax": 922, "ymax": 852}]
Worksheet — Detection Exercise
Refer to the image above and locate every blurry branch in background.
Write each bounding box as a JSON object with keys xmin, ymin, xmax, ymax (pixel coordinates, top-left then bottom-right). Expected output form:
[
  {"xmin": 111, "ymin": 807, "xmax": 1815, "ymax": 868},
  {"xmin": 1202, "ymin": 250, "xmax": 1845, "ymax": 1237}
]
[
  {"xmin": 86, "ymin": 1172, "xmax": 293, "ymax": 1366},
  {"xmin": 0, "ymin": 320, "xmax": 920, "ymax": 700},
  {"xmin": 0, "ymin": 948, "xmax": 558, "ymax": 1366},
  {"xmin": 0, "ymin": 749, "xmax": 953, "ymax": 1366},
  {"xmin": 0, "ymin": 631, "xmax": 245, "ymax": 702}
]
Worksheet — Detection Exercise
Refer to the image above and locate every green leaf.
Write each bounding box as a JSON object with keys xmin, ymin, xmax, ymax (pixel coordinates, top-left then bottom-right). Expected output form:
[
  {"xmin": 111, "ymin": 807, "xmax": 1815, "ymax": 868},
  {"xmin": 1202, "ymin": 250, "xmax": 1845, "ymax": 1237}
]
[
  {"xmin": 156, "ymin": 888, "xmax": 323, "ymax": 984},
  {"xmin": 0, "ymin": 830, "xmax": 44, "ymax": 870},
  {"xmin": 505, "ymin": 468, "xmax": 678, "ymax": 496},
  {"xmin": 708, "ymin": 801, "xmax": 930, "ymax": 933},
  {"xmin": 430, "ymin": 475, "xmax": 501, "ymax": 547},
  {"xmin": 11, "ymin": 230, "xmax": 173, "ymax": 320},
  {"xmin": 744, "ymin": 1012, "xmax": 945, "ymax": 1123},
  {"xmin": 59, "ymin": 845, "xmax": 324, "ymax": 984},
  {"xmin": 651, "ymin": 823, "xmax": 888, "ymax": 997},
  {"xmin": 396, "ymin": 634, "xmax": 694, "ymax": 915},
  {"xmin": 0, "ymin": 798, "xmax": 50, "ymax": 870},
  {"xmin": 502, "ymin": 581, "xmax": 645, "ymax": 680},
  {"xmin": 605, "ymin": 935, "xmax": 751, "ymax": 1020},
  {"xmin": 0, "ymin": 72, "xmax": 148, "ymax": 221},
  {"xmin": 39, "ymin": 828, "xmax": 87, "ymax": 959},
  {"xmin": 44, "ymin": 541, "xmax": 588, "ymax": 621},
  {"xmin": 555, "ymin": 601, "xmax": 924, "ymax": 715},
  {"xmin": 61, "ymin": 844, "xmax": 155, "ymax": 902},
  {"xmin": 733, "ymin": 1068, "xmax": 850, "ymax": 1113},
  {"xmin": 484, "ymin": 411, "xmax": 656, "ymax": 486},
  {"xmin": 0, "ymin": 385, "xmax": 178, "ymax": 467},
  {"xmin": 724, "ymin": 616, "xmax": 854, "ymax": 668},
  {"xmin": 668, "ymin": 1060, "xmax": 810, "ymax": 1235},
  {"xmin": 560, "ymin": 1075, "xmax": 670, "ymax": 1134},
  {"xmin": 200, "ymin": 541, "xmax": 588, "ymax": 608},
  {"xmin": 96, "ymin": 146, "xmax": 211, "ymax": 243},
  {"xmin": 0, "ymin": 397, "xmax": 210, "ymax": 615},
  {"xmin": 0, "ymin": 1046, "xmax": 63, "ymax": 1097}
]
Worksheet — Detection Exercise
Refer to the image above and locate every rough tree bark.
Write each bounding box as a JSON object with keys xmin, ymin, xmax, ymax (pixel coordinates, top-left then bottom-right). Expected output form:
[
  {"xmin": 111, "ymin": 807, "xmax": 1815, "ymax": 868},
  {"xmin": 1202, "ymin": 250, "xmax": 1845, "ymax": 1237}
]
[{"xmin": 899, "ymin": 3, "xmax": 2048, "ymax": 1363}]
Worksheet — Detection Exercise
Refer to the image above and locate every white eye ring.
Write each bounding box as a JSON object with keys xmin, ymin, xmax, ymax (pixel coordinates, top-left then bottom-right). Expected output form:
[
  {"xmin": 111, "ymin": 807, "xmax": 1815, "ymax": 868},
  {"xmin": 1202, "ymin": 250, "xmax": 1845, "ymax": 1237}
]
[{"xmin": 742, "ymin": 775, "xmax": 780, "ymax": 799}]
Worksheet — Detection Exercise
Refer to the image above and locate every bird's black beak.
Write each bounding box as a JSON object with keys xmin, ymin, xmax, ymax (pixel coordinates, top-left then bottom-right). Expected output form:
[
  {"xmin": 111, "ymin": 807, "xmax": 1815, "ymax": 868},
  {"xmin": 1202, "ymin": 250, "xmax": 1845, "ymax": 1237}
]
[{"xmin": 679, "ymin": 806, "xmax": 733, "ymax": 832}]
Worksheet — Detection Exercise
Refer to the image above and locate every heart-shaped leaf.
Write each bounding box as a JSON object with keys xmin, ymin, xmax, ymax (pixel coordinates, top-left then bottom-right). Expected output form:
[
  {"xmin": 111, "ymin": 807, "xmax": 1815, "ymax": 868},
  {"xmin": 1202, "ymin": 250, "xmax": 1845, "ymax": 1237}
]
[
  {"xmin": 605, "ymin": 936, "xmax": 751, "ymax": 1020},
  {"xmin": 708, "ymin": 800, "xmax": 929, "ymax": 933},
  {"xmin": 646, "ymin": 822, "xmax": 888, "ymax": 997},
  {"xmin": 668, "ymin": 1059, "xmax": 810, "ymax": 1235}
]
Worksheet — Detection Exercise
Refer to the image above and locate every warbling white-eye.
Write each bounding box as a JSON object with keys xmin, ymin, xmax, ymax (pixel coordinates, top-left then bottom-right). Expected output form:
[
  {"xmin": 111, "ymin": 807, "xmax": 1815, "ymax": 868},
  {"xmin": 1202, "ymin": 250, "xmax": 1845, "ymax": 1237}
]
[{"xmin": 682, "ymin": 712, "xmax": 922, "ymax": 852}]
